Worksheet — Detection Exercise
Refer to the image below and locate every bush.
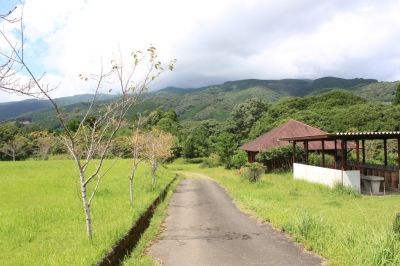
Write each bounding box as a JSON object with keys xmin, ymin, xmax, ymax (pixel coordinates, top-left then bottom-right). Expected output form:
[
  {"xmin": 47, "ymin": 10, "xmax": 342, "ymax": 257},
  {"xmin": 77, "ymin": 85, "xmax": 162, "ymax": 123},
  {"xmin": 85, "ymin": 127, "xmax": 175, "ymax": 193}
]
[
  {"xmin": 232, "ymin": 150, "xmax": 248, "ymax": 169},
  {"xmin": 308, "ymin": 152, "xmax": 335, "ymax": 168},
  {"xmin": 241, "ymin": 162, "xmax": 267, "ymax": 182},
  {"xmin": 201, "ymin": 154, "xmax": 221, "ymax": 168}
]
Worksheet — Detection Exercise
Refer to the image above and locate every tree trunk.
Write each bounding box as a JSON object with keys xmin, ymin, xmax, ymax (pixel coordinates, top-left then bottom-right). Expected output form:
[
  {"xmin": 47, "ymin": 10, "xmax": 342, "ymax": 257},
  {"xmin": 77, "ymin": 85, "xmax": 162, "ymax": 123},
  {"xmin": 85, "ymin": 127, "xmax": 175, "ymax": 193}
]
[
  {"xmin": 151, "ymin": 161, "xmax": 157, "ymax": 186},
  {"xmin": 129, "ymin": 163, "xmax": 137, "ymax": 205},
  {"xmin": 80, "ymin": 171, "xmax": 92, "ymax": 239},
  {"xmin": 130, "ymin": 176, "xmax": 134, "ymax": 205}
]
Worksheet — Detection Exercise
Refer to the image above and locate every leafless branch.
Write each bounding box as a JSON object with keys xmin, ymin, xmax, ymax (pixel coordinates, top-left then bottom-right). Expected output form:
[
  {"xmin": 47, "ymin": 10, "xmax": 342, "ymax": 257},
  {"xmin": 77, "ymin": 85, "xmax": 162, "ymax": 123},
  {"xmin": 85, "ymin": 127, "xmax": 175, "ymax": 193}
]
[
  {"xmin": 88, "ymin": 157, "xmax": 118, "ymax": 205},
  {"xmin": 0, "ymin": 7, "xmax": 21, "ymax": 23}
]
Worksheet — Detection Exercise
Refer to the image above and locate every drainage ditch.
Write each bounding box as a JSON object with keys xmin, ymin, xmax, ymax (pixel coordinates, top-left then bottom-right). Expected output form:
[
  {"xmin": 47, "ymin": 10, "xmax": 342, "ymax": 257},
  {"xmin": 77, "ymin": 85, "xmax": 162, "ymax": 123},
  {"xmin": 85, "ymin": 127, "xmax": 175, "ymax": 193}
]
[{"xmin": 97, "ymin": 175, "xmax": 178, "ymax": 266}]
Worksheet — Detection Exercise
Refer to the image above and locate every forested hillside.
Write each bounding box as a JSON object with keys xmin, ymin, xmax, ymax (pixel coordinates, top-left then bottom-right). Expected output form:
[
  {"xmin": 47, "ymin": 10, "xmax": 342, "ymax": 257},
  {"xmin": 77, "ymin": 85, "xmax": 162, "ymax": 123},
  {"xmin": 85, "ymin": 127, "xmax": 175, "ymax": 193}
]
[
  {"xmin": 178, "ymin": 89, "xmax": 400, "ymax": 168},
  {"xmin": 4, "ymin": 77, "xmax": 399, "ymax": 128},
  {"xmin": 249, "ymin": 90, "xmax": 400, "ymax": 139},
  {"xmin": 2, "ymin": 86, "xmax": 400, "ymax": 167},
  {"xmin": 0, "ymin": 94, "xmax": 118, "ymax": 120},
  {"xmin": 299, "ymin": 77, "xmax": 377, "ymax": 96},
  {"xmin": 0, "ymin": 99, "xmax": 52, "ymax": 119}
]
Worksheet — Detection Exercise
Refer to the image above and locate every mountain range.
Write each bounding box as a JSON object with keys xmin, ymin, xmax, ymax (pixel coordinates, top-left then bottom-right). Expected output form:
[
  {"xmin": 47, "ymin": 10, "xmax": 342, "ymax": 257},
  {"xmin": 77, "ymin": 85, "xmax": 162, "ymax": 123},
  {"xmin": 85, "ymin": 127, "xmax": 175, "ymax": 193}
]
[{"xmin": 1, "ymin": 76, "xmax": 399, "ymax": 129}]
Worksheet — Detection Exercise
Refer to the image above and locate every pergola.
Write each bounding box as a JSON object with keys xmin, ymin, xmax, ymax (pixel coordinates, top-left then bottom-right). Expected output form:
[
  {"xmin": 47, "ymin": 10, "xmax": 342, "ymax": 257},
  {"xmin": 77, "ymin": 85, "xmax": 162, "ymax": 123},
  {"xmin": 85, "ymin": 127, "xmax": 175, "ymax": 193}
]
[{"xmin": 279, "ymin": 131, "xmax": 400, "ymax": 171}]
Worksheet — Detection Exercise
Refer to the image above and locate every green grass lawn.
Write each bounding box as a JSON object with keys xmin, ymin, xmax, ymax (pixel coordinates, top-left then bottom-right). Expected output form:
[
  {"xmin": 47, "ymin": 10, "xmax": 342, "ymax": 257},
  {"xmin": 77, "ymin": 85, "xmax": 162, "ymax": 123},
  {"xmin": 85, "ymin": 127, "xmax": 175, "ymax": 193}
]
[
  {"xmin": 3, "ymin": 159, "xmax": 400, "ymax": 265},
  {"xmin": 168, "ymin": 162, "xmax": 400, "ymax": 266},
  {"xmin": 0, "ymin": 159, "xmax": 176, "ymax": 265}
]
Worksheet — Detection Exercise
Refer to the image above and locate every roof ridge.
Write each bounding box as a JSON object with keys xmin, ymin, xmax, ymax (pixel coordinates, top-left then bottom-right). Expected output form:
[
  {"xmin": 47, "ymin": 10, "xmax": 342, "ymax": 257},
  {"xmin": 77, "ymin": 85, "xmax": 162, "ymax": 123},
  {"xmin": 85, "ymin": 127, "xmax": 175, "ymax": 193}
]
[
  {"xmin": 256, "ymin": 119, "xmax": 292, "ymax": 150},
  {"xmin": 296, "ymin": 119, "xmax": 327, "ymax": 134}
]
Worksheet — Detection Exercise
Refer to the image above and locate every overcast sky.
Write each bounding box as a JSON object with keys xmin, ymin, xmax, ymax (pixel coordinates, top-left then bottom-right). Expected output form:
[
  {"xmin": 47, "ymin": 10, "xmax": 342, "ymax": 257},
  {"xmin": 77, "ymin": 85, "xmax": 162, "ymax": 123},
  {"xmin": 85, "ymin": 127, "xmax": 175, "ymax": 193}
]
[{"xmin": 1, "ymin": 0, "xmax": 400, "ymax": 103}]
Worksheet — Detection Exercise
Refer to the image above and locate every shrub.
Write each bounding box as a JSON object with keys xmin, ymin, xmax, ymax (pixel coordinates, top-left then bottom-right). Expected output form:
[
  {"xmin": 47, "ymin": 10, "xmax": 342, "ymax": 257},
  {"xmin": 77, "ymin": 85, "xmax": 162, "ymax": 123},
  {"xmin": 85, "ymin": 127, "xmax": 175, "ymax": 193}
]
[
  {"xmin": 241, "ymin": 162, "xmax": 267, "ymax": 182},
  {"xmin": 232, "ymin": 150, "xmax": 248, "ymax": 169},
  {"xmin": 255, "ymin": 144, "xmax": 304, "ymax": 171},
  {"xmin": 201, "ymin": 154, "xmax": 221, "ymax": 168},
  {"xmin": 308, "ymin": 152, "xmax": 335, "ymax": 168}
]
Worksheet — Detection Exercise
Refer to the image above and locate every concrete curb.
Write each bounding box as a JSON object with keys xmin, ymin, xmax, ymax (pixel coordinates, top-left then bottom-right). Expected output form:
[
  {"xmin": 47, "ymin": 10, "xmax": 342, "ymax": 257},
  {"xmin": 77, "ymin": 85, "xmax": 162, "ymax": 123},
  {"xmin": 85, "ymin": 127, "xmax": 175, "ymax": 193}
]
[{"xmin": 97, "ymin": 175, "xmax": 178, "ymax": 266}]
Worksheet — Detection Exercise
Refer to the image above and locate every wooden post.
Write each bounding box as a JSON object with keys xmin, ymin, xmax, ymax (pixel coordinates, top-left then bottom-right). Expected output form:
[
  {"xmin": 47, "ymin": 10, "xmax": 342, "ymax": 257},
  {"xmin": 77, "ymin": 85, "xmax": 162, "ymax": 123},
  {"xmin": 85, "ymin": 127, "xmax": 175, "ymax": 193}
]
[
  {"xmin": 321, "ymin": 140, "xmax": 325, "ymax": 167},
  {"xmin": 356, "ymin": 139, "xmax": 360, "ymax": 170},
  {"xmin": 292, "ymin": 141, "xmax": 296, "ymax": 163},
  {"xmin": 341, "ymin": 140, "xmax": 345, "ymax": 171},
  {"xmin": 305, "ymin": 141, "xmax": 309, "ymax": 165},
  {"xmin": 248, "ymin": 152, "xmax": 253, "ymax": 163},
  {"xmin": 397, "ymin": 138, "xmax": 400, "ymax": 172},
  {"xmin": 362, "ymin": 139, "xmax": 366, "ymax": 163},
  {"xmin": 334, "ymin": 140, "xmax": 337, "ymax": 168}
]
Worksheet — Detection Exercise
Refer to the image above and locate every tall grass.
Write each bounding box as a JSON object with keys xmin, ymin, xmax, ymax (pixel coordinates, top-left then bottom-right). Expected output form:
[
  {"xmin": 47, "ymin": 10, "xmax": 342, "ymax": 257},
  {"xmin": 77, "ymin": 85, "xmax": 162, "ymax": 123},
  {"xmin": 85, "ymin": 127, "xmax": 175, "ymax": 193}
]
[
  {"xmin": 0, "ymin": 160, "xmax": 176, "ymax": 265},
  {"xmin": 168, "ymin": 163, "xmax": 400, "ymax": 265}
]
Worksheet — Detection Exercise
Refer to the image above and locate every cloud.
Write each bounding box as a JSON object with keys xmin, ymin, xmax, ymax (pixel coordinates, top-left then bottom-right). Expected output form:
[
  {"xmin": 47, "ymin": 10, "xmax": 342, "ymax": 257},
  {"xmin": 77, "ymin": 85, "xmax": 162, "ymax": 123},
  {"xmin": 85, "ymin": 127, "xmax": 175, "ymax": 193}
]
[
  {"xmin": 1, "ymin": 0, "xmax": 400, "ymax": 103},
  {"xmin": 168, "ymin": 0, "xmax": 400, "ymax": 85}
]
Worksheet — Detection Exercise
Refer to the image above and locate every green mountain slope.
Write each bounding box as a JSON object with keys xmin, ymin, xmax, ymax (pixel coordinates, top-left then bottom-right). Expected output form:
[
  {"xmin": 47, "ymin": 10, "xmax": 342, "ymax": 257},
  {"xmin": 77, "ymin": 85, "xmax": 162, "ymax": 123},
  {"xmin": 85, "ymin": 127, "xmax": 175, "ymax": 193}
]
[
  {"xmin": 2, "ymin": 77, "xmax": 399, "ymax": 129},
  {"xmin": 249, "ymin": 90, "xmax": 400, "ymax": 140},
  {"xmin": 141, "ymin": 79, "xmax": 298, "ymax": 122},
  {"xmin": 0, "ymin": 99, "xmax": 52, "ymax": 119},
  {"xmin": 353, "ymin": 81, "xmax": 400, "ymax": 103},
  {"xmin": 156, "ymin": 86, "xmax": 211, "ymax": 94},
  {"xmin": 0, "ymin": 94, "xmax": 118, "ymax": 119},
  {"xmin": 299, "ymin": 77, "xmax": 378, "ymax": 96}
]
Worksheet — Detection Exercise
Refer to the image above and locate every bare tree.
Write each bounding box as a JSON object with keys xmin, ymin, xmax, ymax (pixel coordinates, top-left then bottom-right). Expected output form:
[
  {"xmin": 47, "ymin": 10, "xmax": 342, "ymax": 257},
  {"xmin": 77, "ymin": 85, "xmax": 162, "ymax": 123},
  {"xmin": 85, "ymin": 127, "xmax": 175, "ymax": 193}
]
[
  {"xmin": 125, "ymin": 111, "xmax": 167, "ymax": 204},
  {"xmin": 139, "ymin": 128, "xmax": 176, "ymax": 186},
  {"xmin": 0, "ymin": 134, "xmax": 27, "ymax": 161},
  {"xmin": 0, "ymin": 7, "xmax": 176, "ymax": 239},
  {"xmin": 30, "ymin": 131, "xmax": 56, "ymax": 160},
  {"xmin": 127, "ymin": 114, "xmax": 148, "ymax": 205}
]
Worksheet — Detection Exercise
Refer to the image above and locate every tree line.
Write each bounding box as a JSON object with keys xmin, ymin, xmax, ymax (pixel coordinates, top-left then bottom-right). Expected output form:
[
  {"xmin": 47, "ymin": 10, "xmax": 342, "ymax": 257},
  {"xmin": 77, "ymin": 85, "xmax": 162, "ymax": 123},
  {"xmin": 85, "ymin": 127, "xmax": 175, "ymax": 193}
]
[{"xmin": 3, "ymin": 88, "xmax": 400, "ymax": 168}]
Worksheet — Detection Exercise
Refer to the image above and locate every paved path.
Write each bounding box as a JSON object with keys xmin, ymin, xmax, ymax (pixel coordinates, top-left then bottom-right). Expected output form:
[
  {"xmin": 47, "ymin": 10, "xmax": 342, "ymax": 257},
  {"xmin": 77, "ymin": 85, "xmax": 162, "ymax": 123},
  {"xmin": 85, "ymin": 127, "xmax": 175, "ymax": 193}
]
[{"xmin": 148, "ymin": 177, "xmax": 326, "ymax": 266}]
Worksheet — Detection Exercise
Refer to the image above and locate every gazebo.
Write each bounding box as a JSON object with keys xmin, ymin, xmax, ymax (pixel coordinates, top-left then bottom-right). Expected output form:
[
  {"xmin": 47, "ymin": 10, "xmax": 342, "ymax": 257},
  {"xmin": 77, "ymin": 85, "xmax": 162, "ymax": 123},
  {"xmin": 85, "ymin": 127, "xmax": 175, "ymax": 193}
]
[
  {"xmin": 280, "ymin": 131, "xmax": 400, "ymax": 193},
  {"xmin": 238, "ymin": 119, "xmax": 356, "ymax": 169}
]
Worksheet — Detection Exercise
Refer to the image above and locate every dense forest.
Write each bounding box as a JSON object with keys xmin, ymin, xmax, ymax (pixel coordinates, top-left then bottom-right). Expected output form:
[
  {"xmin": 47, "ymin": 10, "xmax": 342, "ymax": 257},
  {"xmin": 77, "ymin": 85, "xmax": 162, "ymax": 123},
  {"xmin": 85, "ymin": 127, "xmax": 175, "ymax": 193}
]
[
  {"xmin": 2, "ymin": 84, "xmax": 400, "ymax": 169},
  {"xmin": 2, "ymin": 77, "xmax": 399, "ymax": 126}
]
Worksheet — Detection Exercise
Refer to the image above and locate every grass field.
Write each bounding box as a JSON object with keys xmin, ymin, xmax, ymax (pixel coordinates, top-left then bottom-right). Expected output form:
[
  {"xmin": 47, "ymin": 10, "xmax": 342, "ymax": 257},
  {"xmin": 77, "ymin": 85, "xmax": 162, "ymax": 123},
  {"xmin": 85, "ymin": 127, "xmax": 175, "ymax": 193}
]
[
  {"xmin": 0, "ymin": 159, "xmax": 176, "ymax": 265},
  {"xmin": 166, "ymin": 162, "xmax": 400, "ymax": 266},
  {"xmin": 3, "ymin": 159, "xmax": 400, "ymax": 265}
]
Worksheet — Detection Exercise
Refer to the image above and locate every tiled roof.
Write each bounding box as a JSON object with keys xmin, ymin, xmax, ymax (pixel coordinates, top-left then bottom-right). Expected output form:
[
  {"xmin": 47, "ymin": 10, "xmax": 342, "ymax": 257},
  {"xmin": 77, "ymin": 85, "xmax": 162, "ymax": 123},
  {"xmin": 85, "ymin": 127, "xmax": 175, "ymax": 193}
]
[{"xmin": 238, "ymin": 119, "xmax": 353, "ymax": 152}]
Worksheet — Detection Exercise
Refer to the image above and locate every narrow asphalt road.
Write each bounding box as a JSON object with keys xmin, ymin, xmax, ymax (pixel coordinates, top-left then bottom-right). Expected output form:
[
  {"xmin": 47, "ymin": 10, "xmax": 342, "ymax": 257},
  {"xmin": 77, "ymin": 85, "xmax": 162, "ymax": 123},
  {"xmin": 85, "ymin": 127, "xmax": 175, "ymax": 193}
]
[{"xmin": 148, "ymin": 176, "xmax": 326, "ymax": 266}]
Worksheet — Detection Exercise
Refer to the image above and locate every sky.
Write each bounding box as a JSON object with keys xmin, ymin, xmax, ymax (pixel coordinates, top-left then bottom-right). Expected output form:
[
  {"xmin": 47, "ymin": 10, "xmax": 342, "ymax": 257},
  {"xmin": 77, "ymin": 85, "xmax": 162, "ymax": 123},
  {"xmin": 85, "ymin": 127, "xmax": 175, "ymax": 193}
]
[{"xmin": 1, "ymin": 0, "xmax": 400, "ymax": 103}]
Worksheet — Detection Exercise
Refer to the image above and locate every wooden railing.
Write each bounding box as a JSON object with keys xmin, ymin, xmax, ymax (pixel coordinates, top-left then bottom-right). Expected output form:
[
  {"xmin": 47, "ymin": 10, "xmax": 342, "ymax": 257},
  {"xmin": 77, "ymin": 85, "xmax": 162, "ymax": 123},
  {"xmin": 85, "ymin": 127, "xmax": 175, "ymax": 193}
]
[{"xmin": 336, "ymin": 161, "xmax": 399, "ymax": 189}]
